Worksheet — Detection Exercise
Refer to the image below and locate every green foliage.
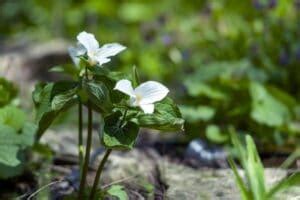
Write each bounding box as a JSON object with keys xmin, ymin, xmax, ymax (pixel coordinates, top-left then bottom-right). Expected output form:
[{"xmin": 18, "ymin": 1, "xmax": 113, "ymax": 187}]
[
  {"xmin": 0, "ymin": 78, "xmax": 18, "ymax": 107},
  {"xmin": 33, "ymin": 81, "xmax": 78, "ymax": 139},
  {"xmin": 229, "ymin": 132, "xmax": 300, "ymax": 200},
  {"xmin": 180, "ymin": 105, "xmax": 215, "ymax": 123},
  {"xmin": 205, "ymin": 125, "xmax": 228, "ymax": 144},
  {"xmin": 131, "ymin": 98, "xmax": 184, "ymax": 132},
  {"xmin": 0, "ymin": 121, "xmax": 37, "ymax": 178},
  {"xmin": 250, "ymin": 82, "xmax": 291, "ymax": 127},
  {"xmin": 83, "ymin": 81, "xmax": 112, "ymax": 114},
  {"xmin": 0, "ymin": 105, "xmax": 26, "ymax": 131},
  {"xmin": 0, "ymin": 77, "xmax": 37, "ymax": 179},
  {"xmin": 102, "ymin": 111, "xmax": 139, "ymax": 150},
  {"xmin": 106, "ymin": 185, "xmax": 128, "ymax": 200}
]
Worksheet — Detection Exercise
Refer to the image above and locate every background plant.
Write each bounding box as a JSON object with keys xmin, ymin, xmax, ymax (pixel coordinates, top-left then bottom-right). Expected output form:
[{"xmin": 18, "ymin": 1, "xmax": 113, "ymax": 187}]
[
  {"xmin": 0, "ymin": 77, "xmax": 37, "ymax": 179},
  {"xmin": 229, "ymin": 130, "xmax": 300, "ymax": 200}
]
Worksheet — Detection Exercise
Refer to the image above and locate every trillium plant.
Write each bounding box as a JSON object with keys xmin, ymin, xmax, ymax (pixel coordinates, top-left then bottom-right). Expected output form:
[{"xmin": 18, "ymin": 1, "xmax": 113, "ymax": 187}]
[{"xmin": 33, "ymin": 31, "xmax": 184, "ymax": 199}]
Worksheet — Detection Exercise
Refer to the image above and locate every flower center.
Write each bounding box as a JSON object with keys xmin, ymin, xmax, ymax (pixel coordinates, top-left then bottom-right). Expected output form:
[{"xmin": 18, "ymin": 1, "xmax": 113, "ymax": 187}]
[{"xmin": 135, "ymin": 94, "xmax": 143, "ymax": 105}]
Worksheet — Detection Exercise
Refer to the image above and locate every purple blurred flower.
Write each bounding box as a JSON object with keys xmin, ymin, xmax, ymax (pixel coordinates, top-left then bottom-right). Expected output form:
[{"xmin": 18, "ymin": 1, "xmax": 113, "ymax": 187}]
[{"xmin": 161, "ymin": 34, "xmax": 173, "ymax": 46}]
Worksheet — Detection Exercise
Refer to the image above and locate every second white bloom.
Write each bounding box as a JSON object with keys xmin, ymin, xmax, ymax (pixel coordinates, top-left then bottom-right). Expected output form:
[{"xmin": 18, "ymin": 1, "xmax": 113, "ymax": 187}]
[{"xmin": 114, "ymin": 79, "xmax": 169, "ymax": 114}]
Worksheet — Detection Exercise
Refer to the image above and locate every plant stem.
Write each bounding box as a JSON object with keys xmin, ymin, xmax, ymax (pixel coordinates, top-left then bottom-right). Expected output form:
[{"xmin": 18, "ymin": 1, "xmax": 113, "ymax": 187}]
[
  {"xmin": 78, "ymin": 101, "xmax": 83, "ymax": 173},
  {"xmin": 89, "ymin": 149, "xmax": 112, "ymax": 200},
  {"xmin": 78, "ymin": 101, "xmax": 93, "ymax": 199}
]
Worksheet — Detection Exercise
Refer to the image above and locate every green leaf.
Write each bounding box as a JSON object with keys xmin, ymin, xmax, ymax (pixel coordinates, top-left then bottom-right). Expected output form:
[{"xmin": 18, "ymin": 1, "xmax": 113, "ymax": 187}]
[
  {"xmin": 49, "ymin": 65, "xmax": 79, "ymax": 79},
  {"xmin": 0, "ymin": 158, "xmax": 24, "ymax": 179},
  {"xmin": 0, "ymin": 123, "xmax": 36, "ymax": 167},
  {"xmin": 267, "ymin": 172, "xmax": 300, "ymax": 198},
  {"xmin": 205, "ymin": 125, "xmax": 228, "ymax": 143},
  {"xmin": 244, "ymin": 135, "xmax": 266, "ymax": 200},
  {"xmin": 0, "ymin": 77, "xmax": 18, "ymax": 107},
  {"xmin": 83, "ymin": 81, "xmax": 112, "ymax": 114},
  {"xmin": 184, "ymin": 81, "xmax": 227, "ymax": 100},
  {"xmin": 33, "ymin": 82, "xmax": 78, "ymax": 139},
  {"xmin": 132, "ymin": 98, "xmax": 184, "ymax": 132},
  {"xmin": 228, "ymin": 157, "xmax": 251, "ymax": 200},
  {"xmin": 0, "ymin": 105, "xmax": 26, "ymax": 131},
  {"xmin": 0, "ymin": 145, "xmax": 20, "ymax": 166},
  {"xmin": 51, "ymin": 87, "xmax": 78, "ymax": 111},
  {"xmin": 180, "ymin": 105, "xmax": 215, "ymax": 123},
  {"xmin": 102, "ymin": 111, "xmax": 139, "ymax": 150},
  {"xmin": 250, "ymin": 82, "xmax": 291, "ymax": 127},
  {"xmin": 106, "ymin": 185, "xmax": 128, "ymax": 200},
  {"xmin": 20, "ymin": 122, "xmax": 38, "ymax": 147}
]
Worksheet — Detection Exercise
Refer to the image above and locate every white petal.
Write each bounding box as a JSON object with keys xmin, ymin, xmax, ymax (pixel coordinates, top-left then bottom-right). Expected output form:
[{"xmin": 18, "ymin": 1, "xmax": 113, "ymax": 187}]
[
  {"xmin": 95, "ymin": 43, "xmax": 126, "ymax": 65},
  {"xmin": 77, "ymin": 31, "xmax": 99, "ymax": 53},
  {"xmin": 134, "ymin": 81, "xmax": 169, "ymax": 104},
  {"xmin": 140, "ymin": 104, "xmax": 155, "ymax": 114},
  {"xmin": 68, "ymin": 44, "xmax": 86, "ymax": 66},
  {"xmin": 114, "ymin": 79, "xmax": 135, "ymax": 97},
  {"xmin": 95, "ymin": 57, "xmax": 111, "ymax": 66}
]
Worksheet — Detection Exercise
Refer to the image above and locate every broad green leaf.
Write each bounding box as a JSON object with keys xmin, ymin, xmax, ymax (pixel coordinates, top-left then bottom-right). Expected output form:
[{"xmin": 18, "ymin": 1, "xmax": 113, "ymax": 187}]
[
  {"xmin": 90, "ymin": 66, "xmax": 129, "ymax": 82},
  {"xmin": 132, "ymin": 98, "xmax": 184, "ymax": 132},
  {"xmin": 33, "ymin": 82, "xmax": 78, "ymax": 139},
  {"xmin": 0, "ymin": 145, "xmax": 20, "ymax": 166},
  {"xmin": 180, "ymin": 105, "xmax": 215, "ymax": 123},
  {"xmin": 0, "ymin": 123, "xmax": 36, "ymax": 166},
  {"xmin": 102, "ymin": 111, "xmax": 139, "ymax": 149},
  {"xmin": 250, "ymin": 82, "xmax": 290, "ymax": 127},
  {"xmin": 83, "ymin": 81, "xmax": 112, "ymax": 114},
  {"xmin": 205, "ymin": 125, "xmax": 228, "ymax": 143},
  {"xmin": 19, "ymin": 122, "xmax": 38, "ymax": 147},
  {"xmin": 0, "ymin": 105, "xmax": 26, "ymax": 131},
  {"xmin": 267, "ymin": 172, "xmax": 300, "ymax": 198},
  {"xmin": 107, "ymin": 185, "xmax": 128, "ymax": 200},
  {"xmin": 51, "ymin": 87, "xmax": 78, "ymax": 111}
]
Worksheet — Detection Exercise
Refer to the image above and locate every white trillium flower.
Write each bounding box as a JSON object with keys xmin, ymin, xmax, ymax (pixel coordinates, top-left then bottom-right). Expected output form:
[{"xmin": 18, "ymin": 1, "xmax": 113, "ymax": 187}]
[
  {"xmin": 76, "ymin": 31, "xmax": 126, "ymax": 66},
  {"xmin": 114, "ymin": 79, "xmax": 169, "ymax": 114}
]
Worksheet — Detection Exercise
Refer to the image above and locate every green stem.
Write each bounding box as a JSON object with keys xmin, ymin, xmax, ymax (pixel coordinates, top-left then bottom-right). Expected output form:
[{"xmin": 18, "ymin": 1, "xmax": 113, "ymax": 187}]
[
  {"xmin": 78, "ymin": 101, "xmax": 83, "ymax": 173},
  {"xmin": 78, "ymin": 101, "xmax": 93, "ymax": 199},
  {"xmin": 89, "ymin": 149, "xmax": 112, "ymax": 200}
]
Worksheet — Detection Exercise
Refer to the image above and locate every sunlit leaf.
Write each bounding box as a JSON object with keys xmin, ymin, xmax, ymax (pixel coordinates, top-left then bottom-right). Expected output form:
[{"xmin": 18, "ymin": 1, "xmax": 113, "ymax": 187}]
[
  {"xmin": 106, "ymin": 185, "xmax": 128, "ymax": 200},
  {"xmin": 180, "ymin": 105, "xmax": 215, "ymax": 122},
  {"xmin": 102, "ymin": 111, "xmax": 139, "ymax": 149},
  {"xmin": 206, "ymin": 125, "xmax": 228, "ymax": 143},
  {"xmin": 0, "ymin": 105, "xmax": 26, "ymax": 131},
  {"xmin": 250, "ymin": 82, "xmax": 290, "ymax": 127}
]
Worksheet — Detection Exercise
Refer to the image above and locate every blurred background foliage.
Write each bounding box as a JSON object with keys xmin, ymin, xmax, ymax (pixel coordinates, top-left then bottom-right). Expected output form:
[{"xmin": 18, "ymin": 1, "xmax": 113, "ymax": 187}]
[{"xmin": 1, "ymin": 0, "xmax": 300, "ymax": 151}]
